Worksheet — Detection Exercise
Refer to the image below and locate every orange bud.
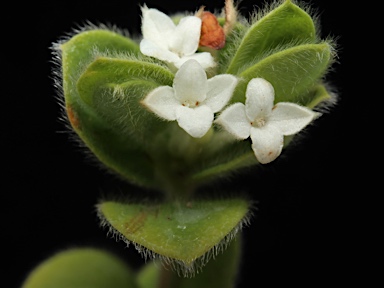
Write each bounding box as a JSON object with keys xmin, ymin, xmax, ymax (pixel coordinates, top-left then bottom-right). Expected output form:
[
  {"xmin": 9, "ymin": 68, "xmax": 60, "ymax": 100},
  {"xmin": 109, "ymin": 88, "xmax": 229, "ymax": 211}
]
[{"xmin": 199, "ymin": 11, "xmax": 225, "ymax": 50}]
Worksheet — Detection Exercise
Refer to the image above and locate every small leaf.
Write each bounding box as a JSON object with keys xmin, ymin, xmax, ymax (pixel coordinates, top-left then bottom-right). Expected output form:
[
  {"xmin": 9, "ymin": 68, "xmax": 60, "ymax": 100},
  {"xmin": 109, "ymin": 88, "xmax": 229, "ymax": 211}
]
[
  {"xmin": 77, "ymin": 57, "xmax": 174, "ymax": 142},
  {"xmin": 231, "ymin": 43, "xmax": 332, "ymax": 105},
  {"xmin": 60, "ymin": 29, "xmax": 140, "ymax": 109},
  {"xmin": 190, "ymin": 133, "xmax": 257, "ymax": 184},
  {"xmin": 226, "ymin": 0, "xmax": 316, "ymax": 74},
  {"xmin": 192, "ymin": 151, "xmax": 257, "ymax": 184},
  {"xmin": 21, "ymin": 248, "xmax": 137, "ymax": 288},
  {"xmin": 77, "ymin": 57, "xmax": 173, "ymax": 105},
  {"xmin": 97, "ymin": 198, "xmax": 251, "ymax": 277},
  {"xmin": 304, "ymin": 83, "xmax": 334, "ymax": 109}
]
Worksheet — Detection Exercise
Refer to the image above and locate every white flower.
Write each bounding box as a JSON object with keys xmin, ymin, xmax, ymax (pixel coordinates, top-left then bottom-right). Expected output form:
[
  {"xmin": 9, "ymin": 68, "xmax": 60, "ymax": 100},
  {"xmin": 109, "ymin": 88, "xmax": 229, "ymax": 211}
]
[
  {"xmin": 216, "ymin": 78, "xmax": 321, "ymax": 164},
  {"xmin": 139, "ymin": 5, "xmax": 216, "ymax": 70},
  {"xmin": 141, "ymin": 59, "xmax": 238, "ymax": 138}
]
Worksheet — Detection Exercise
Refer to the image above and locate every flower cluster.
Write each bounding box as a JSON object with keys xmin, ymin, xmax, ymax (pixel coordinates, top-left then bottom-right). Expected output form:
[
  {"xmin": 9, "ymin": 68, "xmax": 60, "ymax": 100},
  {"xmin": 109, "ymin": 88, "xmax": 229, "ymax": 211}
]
[
  {"xmin": 42, "ymin": 2, "xmax": 338, "ymax": 282},
  {"xmin": 139, "ymin": 4, "xmax": 320, "ymax": 164}
]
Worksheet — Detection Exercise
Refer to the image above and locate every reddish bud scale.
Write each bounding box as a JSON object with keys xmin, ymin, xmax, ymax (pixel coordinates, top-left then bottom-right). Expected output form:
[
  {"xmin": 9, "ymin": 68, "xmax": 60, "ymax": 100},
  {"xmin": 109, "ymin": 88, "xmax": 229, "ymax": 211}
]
[
  {"xmin": 66, "ymin": 105, "xmax": 81, "ymax": 130},
  {"xmin": 199, "ymin": 11, "xmax": 225, "ymax": 49}
]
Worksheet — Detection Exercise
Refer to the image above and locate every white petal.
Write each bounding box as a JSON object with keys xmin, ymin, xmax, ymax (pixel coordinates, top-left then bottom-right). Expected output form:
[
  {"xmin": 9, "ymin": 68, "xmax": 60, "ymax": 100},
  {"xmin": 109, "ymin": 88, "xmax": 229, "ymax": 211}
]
[
  {"xmin": 270, "ymin": 102, "xmax": 320, "ymax": 135},
  {"xmin": 245, "ymin": 78, "xmax": 275, "ymax": 121},
  {"xmin": 204, "ymin": 75, "xmax": 238, "ymax": 113},
  {"xmin": 215, "ymin": 103, "xmax": 251, "ymax": 139},
  {"xmin": 140, "ymin": 39, "xmax": 180, "ymax": 63},
  {"xmin": 175, "ymin": 105, "xmax": 214, "ymax": 138},
  {"xmin": 173, "ymin": 59, "xmax": 207, "ymax": 103},
  {"xmin": 141, "ymin": 86, "xmax": 179, "ymax": 120},
  {"xmin": 141, "ymin": 6, "xmax": 175, "ymax": 49},
  {"xmin": 170, "ymin": 16, "xmax": 201, "ymax": 56},
  {"xmin": 250, "ymin": 125, "xmax": 284, "ymax": 164},
  {"xmin": 178, "ymin": 52, "xmax": 216, "ymax": 69}
]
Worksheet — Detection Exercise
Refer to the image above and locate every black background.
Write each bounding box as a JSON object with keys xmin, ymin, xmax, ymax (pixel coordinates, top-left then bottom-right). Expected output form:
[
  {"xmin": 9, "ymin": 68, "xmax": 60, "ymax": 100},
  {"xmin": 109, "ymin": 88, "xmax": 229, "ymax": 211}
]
[{"xmin": 4, "ymin": 0, "xmax": 363, "ymax": 287}]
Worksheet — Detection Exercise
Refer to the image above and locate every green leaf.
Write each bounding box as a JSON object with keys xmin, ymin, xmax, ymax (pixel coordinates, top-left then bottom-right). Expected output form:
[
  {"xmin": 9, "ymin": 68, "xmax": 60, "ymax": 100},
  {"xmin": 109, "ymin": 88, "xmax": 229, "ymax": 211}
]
[
  {"xmin": 137, "ymin": 236, "xmax": 241, "ymax": 288},
  {"xmin": 226, "ymin": 0, "xmax": 316, "ymax": 75},
  {"xmin": 65, "ymin": 102, "xmax": 157, "ymax": 188},
  {"xmin": 77, "ymin": 57, "xmax": 174, "ymax": 140},
  {"xmin": 60, "ymin": 29, "xmax": 140, "ymax": 108},
  {"xmin": 178, "ymin": 235, "xmax": 241, "ymax": 288},
  {"xmin": 304, "ymin": 83, "xmax": 334, "ymax": 109},
  {"xmin": 73, "ymin": 57, "xmax": 176, "ymax": 188},
  {"xmin": 191, "ymin": 149, "xmax": 257, "ymax": 184},
  {"xmin": 97, "ymin": 198, "xmax": 251, "ymax": 277},
  {"xmin": 231, "ymin": 43, "xmax": 332, "ymax": 105},
  {"xmin": 21, "ymin": 248, "xmax": 137, "ymax": 288},
  {"xmin": 58, "ymin": 30, "xmax": 165, "ymax": 188},
  {"xmin": 189, "ymin": 133, "xmax": 257, "ymax": 184}
]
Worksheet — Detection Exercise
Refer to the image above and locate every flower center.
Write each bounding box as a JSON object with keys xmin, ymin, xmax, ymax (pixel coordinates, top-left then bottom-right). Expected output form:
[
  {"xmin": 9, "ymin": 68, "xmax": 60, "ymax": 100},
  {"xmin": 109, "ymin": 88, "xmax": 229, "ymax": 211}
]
[
  {"xmin": 182, "ymin": 100, "xmax": 200, "ymax": 108},
  {"xmin": 251, "ymin": 117, "xmax": 266, "ymax": 128},
  {"xmin": 169, "ymin": 47, "xmax": 184, "ymax": 58}
]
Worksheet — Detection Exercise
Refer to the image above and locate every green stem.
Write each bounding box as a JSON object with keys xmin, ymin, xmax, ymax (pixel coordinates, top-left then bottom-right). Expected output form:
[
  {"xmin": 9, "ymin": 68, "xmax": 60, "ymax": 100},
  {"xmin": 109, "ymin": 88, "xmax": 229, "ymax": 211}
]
[
  {"xmin": 153, "ymin": 161, "xmax": 196, "ymax": 202},
  {"xmin": 157, "ymin": 265, "xmax": 182, "ymax": 288}
]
